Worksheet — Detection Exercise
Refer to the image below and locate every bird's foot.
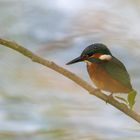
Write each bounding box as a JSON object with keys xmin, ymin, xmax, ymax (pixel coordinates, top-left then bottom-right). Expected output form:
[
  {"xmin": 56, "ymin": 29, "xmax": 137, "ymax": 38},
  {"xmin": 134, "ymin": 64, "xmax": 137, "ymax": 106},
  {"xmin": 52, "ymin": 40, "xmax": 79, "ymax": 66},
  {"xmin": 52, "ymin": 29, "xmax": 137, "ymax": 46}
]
[
  {"xmin": 115, "ymin": 96, "xmax": 128, "ymax": 104},
  {"xmin": 94, "ymin": 88, "xmax": 101, "ymax": 93},
  {"xmin": 106, "ymin": 93, "xmax": 114, "ymax": 104}
]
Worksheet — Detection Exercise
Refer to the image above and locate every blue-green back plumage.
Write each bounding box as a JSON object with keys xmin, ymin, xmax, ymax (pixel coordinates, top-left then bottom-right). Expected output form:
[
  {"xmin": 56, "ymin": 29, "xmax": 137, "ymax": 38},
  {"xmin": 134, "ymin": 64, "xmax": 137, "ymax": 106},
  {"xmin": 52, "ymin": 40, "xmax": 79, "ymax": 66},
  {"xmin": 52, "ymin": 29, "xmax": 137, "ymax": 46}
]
[{"xmin": 102, "ymin": 57, "xmax": 132, "ymax": 90}]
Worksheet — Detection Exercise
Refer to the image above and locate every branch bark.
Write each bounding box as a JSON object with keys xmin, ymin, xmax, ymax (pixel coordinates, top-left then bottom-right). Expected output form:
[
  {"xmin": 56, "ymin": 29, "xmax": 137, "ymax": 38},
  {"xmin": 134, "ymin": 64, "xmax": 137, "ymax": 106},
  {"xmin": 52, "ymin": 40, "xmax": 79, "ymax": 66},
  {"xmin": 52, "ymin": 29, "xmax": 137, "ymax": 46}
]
[{"xmin": 0, "ymin": 38, "xmax": 140, "ymax": 124}]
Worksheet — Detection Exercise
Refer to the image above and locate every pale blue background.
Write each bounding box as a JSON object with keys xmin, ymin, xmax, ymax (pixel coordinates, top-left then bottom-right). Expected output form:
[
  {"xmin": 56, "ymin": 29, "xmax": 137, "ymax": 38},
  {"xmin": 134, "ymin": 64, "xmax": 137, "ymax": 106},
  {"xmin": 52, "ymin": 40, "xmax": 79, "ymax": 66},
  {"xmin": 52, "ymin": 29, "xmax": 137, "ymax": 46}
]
[{"xmin": 0, "ymin": 0, "xmax": 140, "ymax": 139}]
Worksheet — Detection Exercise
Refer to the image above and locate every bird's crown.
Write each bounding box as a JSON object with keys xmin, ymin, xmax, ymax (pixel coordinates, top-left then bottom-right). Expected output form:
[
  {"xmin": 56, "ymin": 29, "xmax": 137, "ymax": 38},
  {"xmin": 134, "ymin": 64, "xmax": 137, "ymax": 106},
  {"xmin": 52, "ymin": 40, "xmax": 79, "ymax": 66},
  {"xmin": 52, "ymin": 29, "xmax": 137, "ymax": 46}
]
[{"xmin": 81, "ymin": 43, "xmax": 112, "ymax": 57}]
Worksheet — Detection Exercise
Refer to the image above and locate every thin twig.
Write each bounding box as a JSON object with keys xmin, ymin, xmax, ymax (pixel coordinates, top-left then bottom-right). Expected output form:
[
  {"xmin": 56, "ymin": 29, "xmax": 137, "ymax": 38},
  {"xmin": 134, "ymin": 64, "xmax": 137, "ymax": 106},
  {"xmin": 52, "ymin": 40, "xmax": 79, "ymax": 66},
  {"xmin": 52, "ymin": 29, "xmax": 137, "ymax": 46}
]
[{"xmin": 0, "ymin": 38, "xmax": 140, "ymax": 124}]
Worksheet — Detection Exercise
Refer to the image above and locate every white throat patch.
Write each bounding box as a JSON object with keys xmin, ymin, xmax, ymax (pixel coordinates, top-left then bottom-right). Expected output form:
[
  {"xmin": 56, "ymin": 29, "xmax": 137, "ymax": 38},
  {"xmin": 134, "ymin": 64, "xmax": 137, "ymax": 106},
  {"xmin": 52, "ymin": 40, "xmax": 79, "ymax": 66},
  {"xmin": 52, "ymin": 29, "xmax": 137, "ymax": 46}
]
[
  {"xmin": 99, "ymin": 54, "xmax": 112, "ymax": 60},
  {"xmin": 84, "ymin": 60, "xmax": 92, "ymax": 65}
]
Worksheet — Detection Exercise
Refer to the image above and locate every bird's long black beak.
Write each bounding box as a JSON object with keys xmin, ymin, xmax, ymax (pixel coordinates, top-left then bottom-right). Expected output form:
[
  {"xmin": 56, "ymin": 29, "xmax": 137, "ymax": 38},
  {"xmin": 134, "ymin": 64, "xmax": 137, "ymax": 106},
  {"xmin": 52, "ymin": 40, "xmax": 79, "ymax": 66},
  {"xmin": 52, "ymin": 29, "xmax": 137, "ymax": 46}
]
[{"xmin": 66, "ymin": 56, "xmax": 83, "ymax": 65}]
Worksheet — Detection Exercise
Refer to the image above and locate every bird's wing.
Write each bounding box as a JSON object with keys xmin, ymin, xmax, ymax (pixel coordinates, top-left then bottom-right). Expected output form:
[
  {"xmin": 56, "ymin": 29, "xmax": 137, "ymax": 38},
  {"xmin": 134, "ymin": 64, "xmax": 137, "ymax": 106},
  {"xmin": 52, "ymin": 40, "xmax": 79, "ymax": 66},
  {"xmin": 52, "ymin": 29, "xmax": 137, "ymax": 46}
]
[{"xmin": 102, "ymin": 57, "xmax": 132, "ymax": 89}]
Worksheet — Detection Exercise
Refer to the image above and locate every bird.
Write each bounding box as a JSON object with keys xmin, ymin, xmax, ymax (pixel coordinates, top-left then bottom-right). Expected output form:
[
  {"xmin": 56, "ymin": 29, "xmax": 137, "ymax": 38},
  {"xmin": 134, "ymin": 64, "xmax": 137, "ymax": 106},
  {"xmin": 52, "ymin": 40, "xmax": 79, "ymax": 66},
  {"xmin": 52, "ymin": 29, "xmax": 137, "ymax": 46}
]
[{"xmin": 66, "ymin": 43, "xmax": 136, "ymax": 106}]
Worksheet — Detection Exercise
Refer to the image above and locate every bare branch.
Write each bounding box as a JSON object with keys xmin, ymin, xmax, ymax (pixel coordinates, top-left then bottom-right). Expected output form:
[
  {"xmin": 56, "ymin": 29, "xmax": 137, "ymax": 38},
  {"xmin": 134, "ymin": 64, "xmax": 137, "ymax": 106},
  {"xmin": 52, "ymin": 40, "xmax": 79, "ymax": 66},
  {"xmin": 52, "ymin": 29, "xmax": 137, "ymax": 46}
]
[{"xmin": 0, "ymin": 38, "xmax": 140, "ymax": 124}]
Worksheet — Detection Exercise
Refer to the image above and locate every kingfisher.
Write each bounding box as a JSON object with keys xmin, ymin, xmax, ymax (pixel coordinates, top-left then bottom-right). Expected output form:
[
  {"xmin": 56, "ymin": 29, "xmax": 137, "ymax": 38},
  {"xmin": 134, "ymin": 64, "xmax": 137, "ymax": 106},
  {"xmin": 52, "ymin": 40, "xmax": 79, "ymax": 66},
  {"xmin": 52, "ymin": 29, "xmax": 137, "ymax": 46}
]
[{"xmin": 66, "ymin": 43, "xmax": 136, "ymax": 108}]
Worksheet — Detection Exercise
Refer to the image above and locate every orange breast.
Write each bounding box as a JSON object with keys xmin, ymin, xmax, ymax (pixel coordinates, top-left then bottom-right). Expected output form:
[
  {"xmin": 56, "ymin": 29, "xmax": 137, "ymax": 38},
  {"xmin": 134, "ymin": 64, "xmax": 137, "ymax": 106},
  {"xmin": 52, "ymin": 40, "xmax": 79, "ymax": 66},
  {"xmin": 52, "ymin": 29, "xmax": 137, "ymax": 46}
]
[{"xmin": 87, "ymin": 62, "xmax": 130, "ymax": 93}]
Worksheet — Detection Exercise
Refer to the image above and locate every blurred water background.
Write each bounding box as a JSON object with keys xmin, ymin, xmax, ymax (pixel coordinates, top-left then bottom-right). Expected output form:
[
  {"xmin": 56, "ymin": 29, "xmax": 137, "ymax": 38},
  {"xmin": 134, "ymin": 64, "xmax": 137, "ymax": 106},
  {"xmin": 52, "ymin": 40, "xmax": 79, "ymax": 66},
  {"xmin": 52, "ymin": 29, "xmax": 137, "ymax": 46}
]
[{"xmin": 0, "ymin": 0, "xmax": 140, "ymax": 140}]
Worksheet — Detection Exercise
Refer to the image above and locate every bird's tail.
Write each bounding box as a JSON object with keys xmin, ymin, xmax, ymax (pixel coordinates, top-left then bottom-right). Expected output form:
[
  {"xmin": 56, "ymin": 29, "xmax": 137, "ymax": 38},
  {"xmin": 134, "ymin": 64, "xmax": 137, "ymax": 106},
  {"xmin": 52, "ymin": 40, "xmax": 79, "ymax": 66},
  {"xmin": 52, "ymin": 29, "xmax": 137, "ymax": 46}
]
[{"xmin": 127, "ymin": 89, "xmax": 137, "ymax": 109}]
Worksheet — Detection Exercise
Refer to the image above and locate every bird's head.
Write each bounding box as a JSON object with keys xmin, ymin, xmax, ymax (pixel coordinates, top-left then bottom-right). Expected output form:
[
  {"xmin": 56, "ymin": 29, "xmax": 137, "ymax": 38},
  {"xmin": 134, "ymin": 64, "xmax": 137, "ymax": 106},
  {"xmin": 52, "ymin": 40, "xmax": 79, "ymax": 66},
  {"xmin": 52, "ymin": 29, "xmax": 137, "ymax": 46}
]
[{"xmin": 66, "ymin": 43, "xmax": 112, "ymax": 65}]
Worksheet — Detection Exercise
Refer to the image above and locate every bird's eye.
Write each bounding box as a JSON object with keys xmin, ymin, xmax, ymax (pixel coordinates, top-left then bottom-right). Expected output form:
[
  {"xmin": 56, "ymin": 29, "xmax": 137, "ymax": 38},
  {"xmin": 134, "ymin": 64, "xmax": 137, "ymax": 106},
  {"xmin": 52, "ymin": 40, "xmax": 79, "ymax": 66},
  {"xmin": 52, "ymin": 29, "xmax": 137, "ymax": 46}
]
[{"xmin": 83, "ymin": 54, "xmax": 89, "ymax": 59}]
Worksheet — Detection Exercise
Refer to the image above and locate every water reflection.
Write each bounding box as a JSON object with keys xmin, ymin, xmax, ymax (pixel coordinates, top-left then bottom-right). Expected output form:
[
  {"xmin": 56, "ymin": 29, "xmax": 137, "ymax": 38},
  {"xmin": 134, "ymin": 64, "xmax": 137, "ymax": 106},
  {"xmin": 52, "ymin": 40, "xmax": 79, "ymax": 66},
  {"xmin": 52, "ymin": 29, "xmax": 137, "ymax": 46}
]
[{"xmin": 0, "ymin": 0, "xmax": 140, "ymax": 140}]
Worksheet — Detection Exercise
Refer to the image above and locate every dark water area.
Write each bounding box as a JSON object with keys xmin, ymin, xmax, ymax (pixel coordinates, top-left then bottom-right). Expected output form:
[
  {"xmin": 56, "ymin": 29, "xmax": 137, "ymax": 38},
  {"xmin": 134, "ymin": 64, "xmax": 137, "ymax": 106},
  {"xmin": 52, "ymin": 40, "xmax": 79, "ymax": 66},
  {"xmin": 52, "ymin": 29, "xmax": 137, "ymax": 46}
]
[{"xmin": 0, "ymin": 0, "xmax": 140, "ymax": 139}]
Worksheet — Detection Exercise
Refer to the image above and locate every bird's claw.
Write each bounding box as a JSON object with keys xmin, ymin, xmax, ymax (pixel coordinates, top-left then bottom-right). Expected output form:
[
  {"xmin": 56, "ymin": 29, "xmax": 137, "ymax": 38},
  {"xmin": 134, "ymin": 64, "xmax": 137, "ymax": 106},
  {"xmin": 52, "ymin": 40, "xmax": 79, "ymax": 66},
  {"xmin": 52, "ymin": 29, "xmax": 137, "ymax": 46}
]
[
  {"xmin": 106, "ymin": 93, "xmax": 114, "ymax": 104},
  {"xmin": 94, "ymin": 88, "xmax": 101, "ymax": 93}
]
